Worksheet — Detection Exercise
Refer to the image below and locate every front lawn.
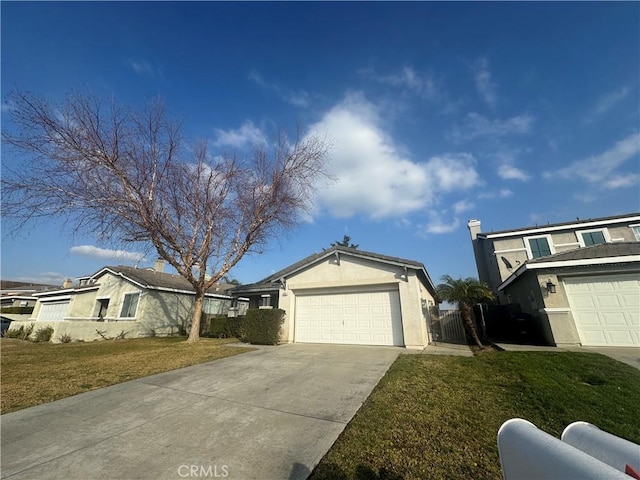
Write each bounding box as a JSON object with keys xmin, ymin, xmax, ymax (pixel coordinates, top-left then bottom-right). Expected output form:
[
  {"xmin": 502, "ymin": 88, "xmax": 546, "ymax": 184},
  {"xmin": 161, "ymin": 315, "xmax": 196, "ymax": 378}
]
[
  {"xmin": 0, "ymin": 337, "xmax": 251, "ymax": 414},
  {"xmin": 311, "ymin": 351, "xmax": 640, "ymax": 480}
]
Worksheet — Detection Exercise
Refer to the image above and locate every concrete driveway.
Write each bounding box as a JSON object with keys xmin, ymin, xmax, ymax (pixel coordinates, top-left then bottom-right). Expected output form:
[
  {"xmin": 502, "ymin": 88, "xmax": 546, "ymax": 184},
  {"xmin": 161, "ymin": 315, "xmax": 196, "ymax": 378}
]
[{"xmin": 1, "ymin": 344, "xmax": 400, "ymax": 480}]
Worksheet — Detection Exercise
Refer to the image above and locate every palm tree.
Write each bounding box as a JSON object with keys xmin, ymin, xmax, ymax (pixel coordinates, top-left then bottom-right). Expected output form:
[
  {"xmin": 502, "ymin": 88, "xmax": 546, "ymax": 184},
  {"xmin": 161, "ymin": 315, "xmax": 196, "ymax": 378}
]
[{"xmin": 436, "ymin": 275, "xmax": 494, "ymax": 349}]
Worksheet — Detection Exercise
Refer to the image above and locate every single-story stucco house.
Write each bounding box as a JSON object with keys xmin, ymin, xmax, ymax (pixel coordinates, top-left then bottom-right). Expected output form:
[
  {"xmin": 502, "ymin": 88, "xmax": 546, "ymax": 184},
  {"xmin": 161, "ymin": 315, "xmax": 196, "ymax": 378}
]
[
  {"xmin": 232, "ymin": 246, "xmax": 438, "ymax": 349},
  {"xmin": 9, "ymin": 262, "xmax": 247, "ymax": 342}
]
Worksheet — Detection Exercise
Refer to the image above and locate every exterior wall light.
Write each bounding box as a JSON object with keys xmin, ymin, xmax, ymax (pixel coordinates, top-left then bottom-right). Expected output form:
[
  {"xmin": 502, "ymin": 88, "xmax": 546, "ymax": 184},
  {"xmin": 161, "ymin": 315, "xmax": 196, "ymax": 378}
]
[{"xmin": 546, "ymin": 279, "xmax": 557, "ymax": 294}]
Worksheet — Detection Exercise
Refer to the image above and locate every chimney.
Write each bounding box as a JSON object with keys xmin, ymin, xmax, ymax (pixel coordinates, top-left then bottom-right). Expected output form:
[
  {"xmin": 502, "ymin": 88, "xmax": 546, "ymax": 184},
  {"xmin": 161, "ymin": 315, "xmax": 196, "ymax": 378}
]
[
  {"xmin": 467, "ymin": 219, "xmax": 482, "ymax": 240},
  {"xmin": 62, "ymin": 278, "xmax": 73, "ymax": 289},
  {"xmin": 154, "ymin": 258, "xmax": 166, "ymax": 273}
]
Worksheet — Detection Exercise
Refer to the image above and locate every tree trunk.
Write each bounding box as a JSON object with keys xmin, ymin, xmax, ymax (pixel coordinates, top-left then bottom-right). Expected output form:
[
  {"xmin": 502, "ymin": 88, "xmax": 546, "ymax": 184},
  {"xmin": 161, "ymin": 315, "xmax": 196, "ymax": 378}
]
[
  {"xmin": 186, "ymin": 292, "xmax": 205, "ymax": 342},
  {"xmin": 460, "ymin": 302, "xmax": 484, "ymax": 349}
]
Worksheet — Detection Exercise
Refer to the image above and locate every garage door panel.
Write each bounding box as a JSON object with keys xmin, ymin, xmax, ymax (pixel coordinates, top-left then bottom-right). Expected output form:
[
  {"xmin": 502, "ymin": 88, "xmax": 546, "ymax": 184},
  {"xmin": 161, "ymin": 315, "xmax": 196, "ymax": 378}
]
[
  {"xmin": 565, "ymin": 273, "xmax": 639, "ymax": 346},
  {"xmin": 38, "ymin": 302, "xmax": 69, "ymax": 322},
  {"xmin": 295, "ymin": 289, "xmax": 403, "ymax": 346},
  {"xmin": 622, "ymin": 294, "xmax": 640, "ymax": 308}
]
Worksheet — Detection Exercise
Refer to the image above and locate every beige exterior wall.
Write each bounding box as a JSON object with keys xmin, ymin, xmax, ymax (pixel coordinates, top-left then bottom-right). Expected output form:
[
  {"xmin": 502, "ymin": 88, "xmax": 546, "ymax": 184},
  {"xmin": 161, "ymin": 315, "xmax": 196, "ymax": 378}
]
[
  {"xmin": 476, "ymin": 218, "xmax": 640, "ymax": 299},
  {"xmin": 276, "ymin": 255, "xmax": 435, "ymax": 348},
  {"xmin": 23, "ymin": 271, "xmax": 223, "ymax": 341},
  {"xmin": 504, "ymin": 265, "xmax": 639, "ymax": 346}
]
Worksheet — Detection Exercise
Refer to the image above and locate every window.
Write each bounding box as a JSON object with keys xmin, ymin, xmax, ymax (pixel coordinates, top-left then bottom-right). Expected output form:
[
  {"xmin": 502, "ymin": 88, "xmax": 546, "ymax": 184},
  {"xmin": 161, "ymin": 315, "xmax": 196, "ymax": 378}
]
[
  {"xmin": 95, "ymin": 298, "xmax": 110, "ymax": 319},
  {"xmin": 120, "ymin": 293, "xmax": 139, "ymax": 318},
  {"xmin": 576, "ymin": 228, "xmax": 609, "ymax": 247},
  {"xmin": 581, "ymin": 230, "xmax": 606, "ymax": 246},
  {"xmin": 631, "ymin": 226, "xmax": 640, "ymax": 241},
  {"xmin": 528, "ymin": 237, "xmax": 552, "ymax": 258},
  {"xmin": 261, "ymin": 295, "xmax": 271, "ymax": 307}
]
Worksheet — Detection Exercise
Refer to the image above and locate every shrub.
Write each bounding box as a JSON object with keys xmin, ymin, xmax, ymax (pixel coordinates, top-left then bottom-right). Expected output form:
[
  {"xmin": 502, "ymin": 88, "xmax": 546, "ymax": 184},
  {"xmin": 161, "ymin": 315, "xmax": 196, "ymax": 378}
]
[
  {"xmin": 5, "ymin": 323, "xmax": 35, "ymax": 340},
  {"xmin": 244, "ymin": 308, "xmax": 285, "ymax": 345},
  {"xmin": 58, "ymin": 333, "xmax": 73, "ymax": 343},
  {"xmin": 225, "ymin": 316, "xmax": 248, "ymax": 341},
  {"xmin": 0, "ymin": 306, "xmax": 34, "ymax": 314},
  {"xmin": 206, "ymin": 314, "xmax": 229, "ymax": 338},
  {"xmin": 4, "ymin": 325, "xmax": 25, "ymax": 339},
  {"xmin": 33, "ymin": 325, "xmax": 54, "ymax": 343}
]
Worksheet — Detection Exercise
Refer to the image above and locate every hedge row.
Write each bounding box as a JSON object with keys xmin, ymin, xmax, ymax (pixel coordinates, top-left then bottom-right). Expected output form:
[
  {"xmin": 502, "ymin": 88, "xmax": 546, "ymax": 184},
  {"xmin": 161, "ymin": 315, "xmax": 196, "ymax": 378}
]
[
  {"xmin": 0, "ymin": 306, "xmax": 34, "ymax": 314},
  {"xmin": 204, "ymin": 309, "xmax": 285, "ymax": 345}
]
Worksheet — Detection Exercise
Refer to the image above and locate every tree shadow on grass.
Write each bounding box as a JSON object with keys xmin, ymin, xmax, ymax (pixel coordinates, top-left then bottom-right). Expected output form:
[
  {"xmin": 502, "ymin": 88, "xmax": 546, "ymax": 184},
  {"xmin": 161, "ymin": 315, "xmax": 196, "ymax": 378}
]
[{"xmin": 308, "ymin": 462, "xmax": 404, "ymax": 480}]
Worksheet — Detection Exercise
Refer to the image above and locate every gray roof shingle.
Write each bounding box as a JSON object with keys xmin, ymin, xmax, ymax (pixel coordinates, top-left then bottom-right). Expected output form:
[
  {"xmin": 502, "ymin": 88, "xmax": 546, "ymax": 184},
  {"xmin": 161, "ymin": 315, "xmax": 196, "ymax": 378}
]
[
  {"xmin": 233, "ymin": 246, "xmax": 434, "ymax": 294},
  {"xmin": 527, "ymin": 242, "xmax": 640, "ymax": 264}
]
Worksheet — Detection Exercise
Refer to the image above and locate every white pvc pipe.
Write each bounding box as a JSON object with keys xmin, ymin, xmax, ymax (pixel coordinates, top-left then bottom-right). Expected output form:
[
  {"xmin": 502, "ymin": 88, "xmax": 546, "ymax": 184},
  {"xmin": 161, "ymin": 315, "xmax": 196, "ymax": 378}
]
[
  {"xmin": 497, "ymin": 418, "xmax": 629, "ymax": 479},
  {"xmin": 561, "ymin": 421, "xmax": 640, "ymax": 473}
]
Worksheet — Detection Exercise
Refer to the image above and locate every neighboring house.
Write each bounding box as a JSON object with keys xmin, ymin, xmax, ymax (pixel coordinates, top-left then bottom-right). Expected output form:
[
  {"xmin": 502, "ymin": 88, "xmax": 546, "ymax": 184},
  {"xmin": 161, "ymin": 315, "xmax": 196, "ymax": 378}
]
[
  {"xmin": 1, "ymin": 280, "xmax": 59, "ymax": 308},
  {"xmin": 9, "ymin": 262, "xmax": 246, "ymax": 342},
  {"xmin": 0, "ymin": 296, "xmax": 37, "ymax": 308},
  {"xmin": 232, "ymin": 246, "xmax": 438, "ymax": 349},
  {"xmin": 468, "ymin": 213, "xmax": 640, "ymax": 346}
]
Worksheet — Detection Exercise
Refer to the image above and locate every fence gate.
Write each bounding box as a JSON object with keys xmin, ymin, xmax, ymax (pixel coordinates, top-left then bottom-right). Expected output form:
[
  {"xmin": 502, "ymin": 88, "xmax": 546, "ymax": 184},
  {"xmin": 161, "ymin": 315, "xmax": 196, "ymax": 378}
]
[{"xmin": 437, "ymin": 310, "xmax": 466, "ymax": 344}]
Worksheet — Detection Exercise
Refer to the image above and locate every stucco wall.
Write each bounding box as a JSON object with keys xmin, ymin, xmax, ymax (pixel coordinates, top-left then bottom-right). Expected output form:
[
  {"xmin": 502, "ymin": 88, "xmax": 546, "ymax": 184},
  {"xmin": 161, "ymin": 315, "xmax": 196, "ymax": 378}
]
[
  {"xmin": 8, "ymin": 320, "xmax": 151, "ymax": 343},
  {"xmin": 277, "ymin": 254, "xmax": 434, "ymax": 348},
  {"xmin": 477, "ymin": 219, "xmax": 640, "ymax": 300}
]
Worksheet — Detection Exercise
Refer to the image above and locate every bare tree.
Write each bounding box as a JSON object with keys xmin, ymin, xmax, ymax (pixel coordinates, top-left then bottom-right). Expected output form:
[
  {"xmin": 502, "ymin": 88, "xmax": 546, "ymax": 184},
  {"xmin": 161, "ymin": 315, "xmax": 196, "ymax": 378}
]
[{"xmin": 2, "ymin": 92, "xmax": 330, "ymax": 341}]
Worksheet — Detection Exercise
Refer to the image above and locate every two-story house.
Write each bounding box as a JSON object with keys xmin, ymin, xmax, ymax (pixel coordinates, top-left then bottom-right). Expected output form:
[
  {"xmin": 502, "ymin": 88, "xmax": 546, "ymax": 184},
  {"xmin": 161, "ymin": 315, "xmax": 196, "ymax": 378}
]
[{"xmin": 468, "ymin": 213, "xmax": 640, "ymax": 347}]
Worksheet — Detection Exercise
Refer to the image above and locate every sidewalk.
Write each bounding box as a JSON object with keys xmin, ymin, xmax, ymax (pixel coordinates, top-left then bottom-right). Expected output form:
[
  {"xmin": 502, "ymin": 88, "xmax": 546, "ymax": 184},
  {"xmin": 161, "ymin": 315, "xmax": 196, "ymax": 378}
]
[
  {"xmin": 494, "ymin": 343, "xmax": 640, "ymax": 371},
  {"xmin": 403, "ymin": 342, "xmax": 474, "ymax": 357}
]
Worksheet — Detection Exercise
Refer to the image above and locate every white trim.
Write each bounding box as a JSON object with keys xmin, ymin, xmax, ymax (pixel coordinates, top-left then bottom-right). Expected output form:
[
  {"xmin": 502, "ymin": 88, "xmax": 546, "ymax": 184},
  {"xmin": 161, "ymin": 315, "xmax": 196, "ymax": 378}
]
[
  {"xmin": 498, "ymin": 255, "xmax": 640, "ymax": 290},
  {"xmin": 611, "ymin": 238, "xmax": 625, "ymax": 242},
  {"xmin": 39, "ymin": 295, "xmax": 72, "ymax": 302},
  {"xmin": 481, "ymin": 215, "xmax": 640, "ymax": 238},
  {"xmin": 553, "ymin": 242, "xmax": 581, "ymax": 247},
  {"xmin": 268, "ymin": 250, "xmax": 436, "ymax": 293},
  {"xmin": 575, "ymin": 228, "xmax": 611, "ymax": 247},
  {"xmin": 493, "ymin": 247, "xmax": 527, "ymax": 255},
  {"xmin": 33, "ymin": 286, "xmax": 99, "ymax": 297},
  {"xmin": 118, "ymin": 291, "xmax": 140, "ymax": 319},
  {"xmin": 524, "ymin": 234, "xmax": 555, "ymax": 259},
  {"xmin": 526, "ymin": 255, "xmax": 640, "ymax": 269},
  {"xmin": 539, "ymin": 308, "xmax": 571, "ymax": 314}
]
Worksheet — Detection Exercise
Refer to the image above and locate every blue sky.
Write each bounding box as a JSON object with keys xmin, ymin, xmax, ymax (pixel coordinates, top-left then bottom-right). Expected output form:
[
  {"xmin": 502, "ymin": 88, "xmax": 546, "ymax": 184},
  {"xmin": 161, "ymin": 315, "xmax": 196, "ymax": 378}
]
[{"xmin": 2, "ymin": 2, "xmax": 639, "ymax": 287}]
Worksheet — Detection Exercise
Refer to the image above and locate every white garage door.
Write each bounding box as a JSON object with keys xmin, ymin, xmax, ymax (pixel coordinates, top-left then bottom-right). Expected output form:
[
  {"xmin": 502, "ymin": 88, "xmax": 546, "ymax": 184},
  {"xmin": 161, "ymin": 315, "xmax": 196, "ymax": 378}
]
[
  {"xmin": 38, "ymin": 301, "xmax": 69, "ymax": 322},
  {"xmin": 294, "ymin": 289, "xmax": 404, "ymax": 346},
  {"xmin": 564, "ymin": 274, "xmax": 640, "ymax": 346}
]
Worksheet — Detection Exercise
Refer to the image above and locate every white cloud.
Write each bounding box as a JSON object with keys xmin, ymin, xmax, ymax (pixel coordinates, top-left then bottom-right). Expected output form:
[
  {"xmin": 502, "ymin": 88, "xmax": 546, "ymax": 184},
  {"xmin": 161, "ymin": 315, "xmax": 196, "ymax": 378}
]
[
  {"xmin": 451, "ymin": 112, "xmax": 534, "ymax": 141},
  {"xmin": 587, "ymin": 87, "xmax": 629, "ymax": 121},
  {"xmin": 365, "ymin": 65, "xmax": 438, "ymax": 100},
  {"xmin": 421, "ymin": 217, "xmax": 460, "ymax": 234},
  {"xmin": 473, "ymin": 58, "xmax": 497, "ymax": 109},
  {"xmin": 70, "ymin": 245, "xmax": 145, "ymax": 262},
  {"xmin": 306, "ymin": 92, "xmax": 481, "ymax": 219},
  {"xmin": 213, "ymin": 121, "xmax": 267, "ymax": 149},
  {"xmin": 15, "ymin": 272, "xmax": 68, "ymax": 286},
  {"xmin": 479, "ymin": 188, "xmax": 513, "ymax": 200},
  {"xmin": 416, "ymin": 211, "xmax": 461, "ymax": 236},
  {"xmin": 497, "ymin": 164, "xmax": 531, "ymax": 181},
  {"xmin": 127, "ymin": 59, "xmax": 158, "ymax": 77},
  {"xmin": 249, "ymin": 70, "xmax": 311, "ymax": 107},
  {"xmin": 543, "ymin": 132, "xmax": 640, "ymax": 189},
  {"xmin": 453, "ymin": 200, "xmax": 474, "ymax": 214}
]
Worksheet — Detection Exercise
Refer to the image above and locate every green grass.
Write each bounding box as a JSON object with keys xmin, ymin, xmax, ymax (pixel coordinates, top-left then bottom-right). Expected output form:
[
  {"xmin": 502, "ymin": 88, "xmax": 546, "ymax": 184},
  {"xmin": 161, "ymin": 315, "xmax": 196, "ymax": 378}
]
[
  {"xmin": 0, "ymin": 337, "xmax": 252, "ymax": 414},
  {"xmin": 311, "ymin": 351, "xmax": 640, "ymax": 480}
]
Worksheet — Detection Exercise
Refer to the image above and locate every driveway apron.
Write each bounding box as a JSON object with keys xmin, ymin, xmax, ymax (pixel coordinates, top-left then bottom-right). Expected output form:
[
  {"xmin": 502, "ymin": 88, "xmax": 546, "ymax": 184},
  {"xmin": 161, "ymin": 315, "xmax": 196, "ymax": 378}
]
[{"xmin": 1, "ymin": 344, "xmax": 400, "ymax": 480}]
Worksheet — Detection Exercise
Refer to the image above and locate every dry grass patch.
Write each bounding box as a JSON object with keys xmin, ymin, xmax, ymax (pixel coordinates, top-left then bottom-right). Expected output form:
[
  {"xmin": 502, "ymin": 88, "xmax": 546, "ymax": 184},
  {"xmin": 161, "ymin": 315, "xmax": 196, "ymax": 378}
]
[{"xmin": 1, "ymin": 337, "xmax": 251, "ymax": 413}]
